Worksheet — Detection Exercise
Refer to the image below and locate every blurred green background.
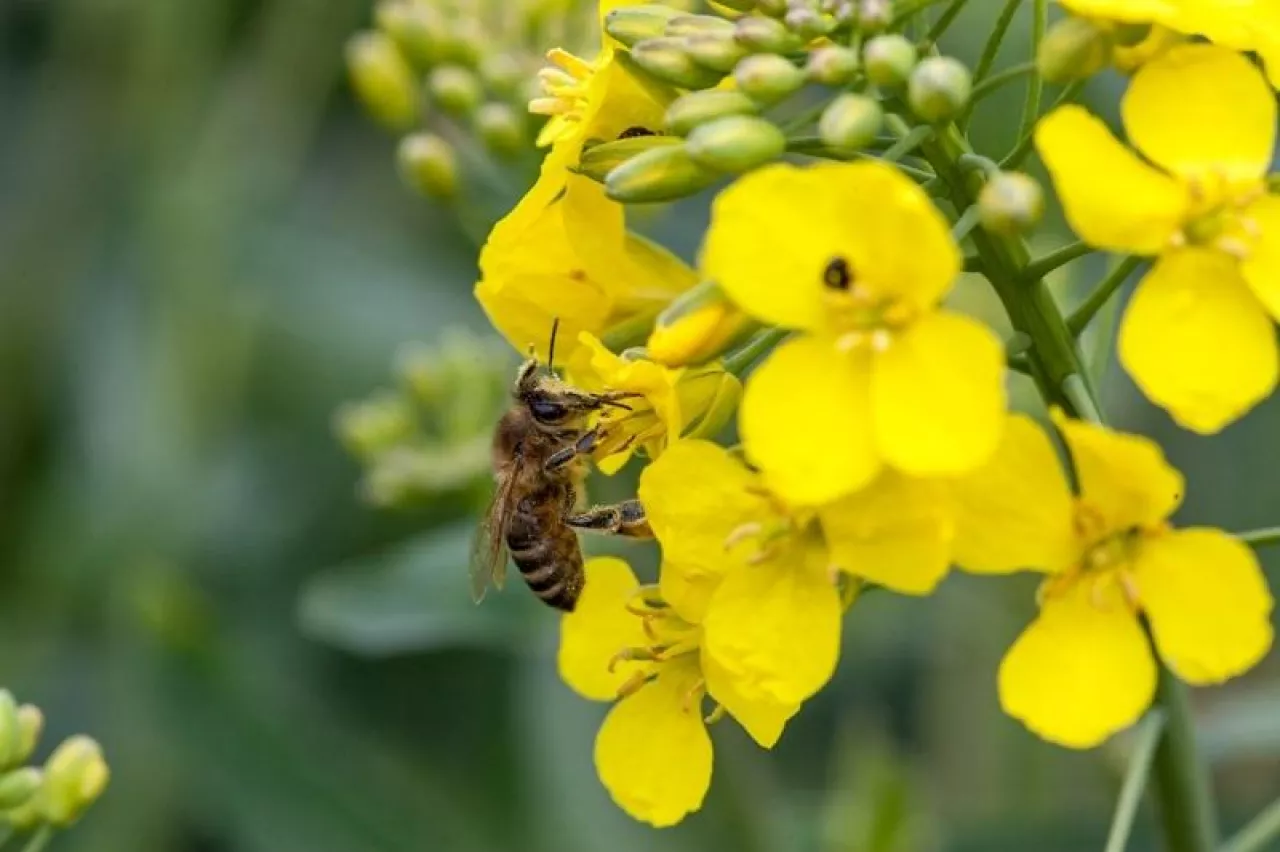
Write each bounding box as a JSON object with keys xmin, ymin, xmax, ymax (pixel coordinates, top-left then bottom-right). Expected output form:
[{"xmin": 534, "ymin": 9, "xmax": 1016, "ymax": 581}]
[{"xmin": 1, "ymin": 1, "xmax": 1277, "ymax": 850}]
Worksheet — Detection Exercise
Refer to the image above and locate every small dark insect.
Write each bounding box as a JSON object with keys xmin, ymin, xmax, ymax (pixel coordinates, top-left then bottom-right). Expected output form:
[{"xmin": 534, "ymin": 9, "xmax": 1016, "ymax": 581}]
[{"xmin": 618, "ymin": 126, "xmax": 657, "ymax": 139}]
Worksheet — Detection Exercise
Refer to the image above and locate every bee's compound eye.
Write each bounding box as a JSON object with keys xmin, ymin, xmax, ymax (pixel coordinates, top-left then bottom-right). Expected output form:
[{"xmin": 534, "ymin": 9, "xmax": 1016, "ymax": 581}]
[
  {"xmin": 823, "ymin": 256, "xmax": 852, "ymax": 291},
  {"xmin": 530, "ymin": 399, "xmax": 569, "ymax": 423}
]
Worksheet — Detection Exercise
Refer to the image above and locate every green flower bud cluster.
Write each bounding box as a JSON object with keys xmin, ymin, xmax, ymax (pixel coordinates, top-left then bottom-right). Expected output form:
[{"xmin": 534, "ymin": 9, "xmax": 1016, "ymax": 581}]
[
  {"xmin": 335, "ymin": 329, "xmax": 512, "ymax": 508},
  {"xmin": 0, "ymin": 689, "xmax": 109, "ymax": 838}
]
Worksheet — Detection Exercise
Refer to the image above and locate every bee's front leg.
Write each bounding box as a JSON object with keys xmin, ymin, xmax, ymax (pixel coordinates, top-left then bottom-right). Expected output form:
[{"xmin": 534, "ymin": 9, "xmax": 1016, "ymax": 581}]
[
  {"xmin": 566, "ymin": 499, "xmax": 652, "ymax": 539},
  {"xmin": 545, "ymin": 427, "xmax": 603, "ymax": 472}
]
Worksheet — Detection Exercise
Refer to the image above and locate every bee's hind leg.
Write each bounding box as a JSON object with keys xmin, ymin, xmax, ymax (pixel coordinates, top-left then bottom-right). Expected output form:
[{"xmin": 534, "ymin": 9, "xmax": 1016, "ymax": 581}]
[{"xmin": 567, "ymin": 499, "xmax": 652, "ymax": 539}]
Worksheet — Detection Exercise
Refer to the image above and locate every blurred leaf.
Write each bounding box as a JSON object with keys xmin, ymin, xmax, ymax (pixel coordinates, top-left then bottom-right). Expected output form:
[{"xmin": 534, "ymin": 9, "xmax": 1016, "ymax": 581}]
[{"xmin": 298, "ymin": 521, "xmax": 538, "ymax": 655}]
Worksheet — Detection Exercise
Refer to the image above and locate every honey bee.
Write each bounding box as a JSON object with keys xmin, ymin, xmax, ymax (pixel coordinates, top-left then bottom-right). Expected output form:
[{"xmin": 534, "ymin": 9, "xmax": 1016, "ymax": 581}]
[{"xmin": 470, "ymin": 323, "xmax": 652, "ymax": 612}]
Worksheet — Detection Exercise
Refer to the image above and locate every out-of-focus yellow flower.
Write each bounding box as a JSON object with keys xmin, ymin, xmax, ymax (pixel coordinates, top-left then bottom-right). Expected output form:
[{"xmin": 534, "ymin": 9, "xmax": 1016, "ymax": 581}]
[
  {"xmin": 701, "ymin": 161, "xmax": 1005, "ymax": 506},
  {"xmin": 558, "ymin": 556, "xmax": 796, "ymax": 827},
  {"xmin": 953, "ymin": 412, "xmax": 1274, "ymax": 748},
  {"xmin": 638, "ymin": 440, "xmax": 954, "ymax": 712},
  {"xmin": 565, "ymin": 332, "xmax": 741, "ymax": 473},
  {"xmin": 1036, "ymin": 44, "xmax": 1279, "ymax": 432}
]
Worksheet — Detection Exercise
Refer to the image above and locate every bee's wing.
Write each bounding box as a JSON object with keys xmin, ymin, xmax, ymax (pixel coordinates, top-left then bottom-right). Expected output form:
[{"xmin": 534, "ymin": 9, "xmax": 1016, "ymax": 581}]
[{"xmin": 469, "ymin": 462, "xmax": 519, "ymax": 604}]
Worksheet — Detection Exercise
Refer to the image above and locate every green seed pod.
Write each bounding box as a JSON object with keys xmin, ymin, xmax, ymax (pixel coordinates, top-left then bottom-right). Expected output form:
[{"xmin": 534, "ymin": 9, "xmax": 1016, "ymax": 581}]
[
  {"xmin": 733, "ymin": 53, "xmax": 806, "ymax": 105},
  {"xmin": 478, "ymin": 54, "xmax": 526, "ymax": 98},
  {"xmin": 429, "ymin": 65, "xmax": 483, "ymax": 115},
  {"xmin": 398, "ymin": 133, "xmax": 459, "ymax": 199},
  {"xmin": 856, "ymin": 0, "xmax": 894, "ymax": 32},
  {"xmin": 784, "ymin": 7, "xmax": 836, "ymax": 39},
  {"xmin": 684, "ymin": 31, "xmax": 749, "ymax": 72},
  {"xmin": 1037, "ymin": 16, "xmax": 1112, "ymax": 83},
  {"xmin": 630, "ymin": 37, "xmax": 726, "ymax": 89},
  {"xmin": 666, "ymin": 14, "xmax": 736, "ymax": 37},
  {"xmin": 806, "ymin": 45, "xmax": 859, "ymax": 85},
  {"xmin": 733, "ymin": 15, "xmax": 802, "ymax": 53},
  {"xmin": 474, "ymin": 102, "xmax": 526, "ymax": 157},
  {"xmin": 863, "ymin": 34, "xmax": 916, "ymax": 87},
  {"xmin": 0, "ymin": 768, "xmax": 41, "ymax": 810},
  {"xmin": 978, "ymin": 171, "xmax": 1045, "ymax": 235},
  {"xmin": 907, "ymin": 56, "xmax": 972, "ymax": 123},
  {"xmin": 686, "ymin": 115, "xmax": 786, "ymax": 173},
  {"xmin": 577, "ymin": 135, "xmax": 684, "ymax": 180},
  {"xmin": 665, "ymin": 89, "xmax": 759, "ymax": 135},
  {"xmin": 40, "ymin": 736, "xmax": 110, "ymax": 827},
  {"xmin": 375, "ymin": 1, "xmax": 448, "ymax": 68},
  {"xmin": 818, "ymin": 92, "xmax": 883, "ymax": 150},
  {"xmin": 605, "ymin": 144, "xmax": 720, "ymax": 203},
  {"xmin": 346, "ymin": 31, "xmax": 421, "ymax": 131},
  {"xmin": 605, "ymin": 4, "xmax": 684, "ymax": 48}
]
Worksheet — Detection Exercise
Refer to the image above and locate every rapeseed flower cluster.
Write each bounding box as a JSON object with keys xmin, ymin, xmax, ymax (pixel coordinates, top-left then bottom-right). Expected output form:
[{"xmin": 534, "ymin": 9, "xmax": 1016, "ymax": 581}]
[{"xmin": 346, "ymin": 0, "xmax": 1280, "ymax": 830}]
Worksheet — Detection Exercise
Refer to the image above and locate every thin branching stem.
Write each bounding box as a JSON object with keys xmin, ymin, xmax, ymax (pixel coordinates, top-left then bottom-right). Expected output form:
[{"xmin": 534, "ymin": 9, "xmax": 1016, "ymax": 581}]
[
  {"xmin": 1104, "ymin": 711, "xmax": 1167, "ymax": 852},
  {"xmin": 723, "ymin": 327, "xmax": 789, "ymax": 375},
  {"xmin": 1016, "ymin": 0, "xmax": 1047, "ymax": 146},
  {"xmin": 1002, "ymin": 78, "xmax": 1087, "ymax": 168},
  {"xmin": 966, "ymin": 61, "xmax": 1036, "ymax": 108},
  {"xmin": 880, "ymin": 125, "xmax": 934, "ymax": 163},
  {"xmin": 1151, "ymin": 668, "xmax": 1219, "ymax": 852},
  {"xmin": 17, "ymin": 828, "xmax": 52, "ymax": 852},
  {"xmin": 952, "ymin": 204, "xmax": 981, "ymax": 241},
  {"xmin": 924, "ymin": 0, "xmax": 971, "ymax": 45},
  {"xmin": 1236, "ymin": 526, "xmax": 1280, "ymax": 548},
  {"xmin": 972, "ymin": 0, "xmax": 1025, "ymax": 83},
  {"xmin": 1067, "ymin": 256, "xmax": 1143, "ymax": 335},
  {"xmin": 890, "ymin": 0, "xmax": 951, "ymax": 28},
  {"xmin": 1022, "ymin": 241, "xmax": 1095, "ymax": 281},
  {"xmin": 1222, "ymin": 796, "xmax": 1280, "ymax": 852}
]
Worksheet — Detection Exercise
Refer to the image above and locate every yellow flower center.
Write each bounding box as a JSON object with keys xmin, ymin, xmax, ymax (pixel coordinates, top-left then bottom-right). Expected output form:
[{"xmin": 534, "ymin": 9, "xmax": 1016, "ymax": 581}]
[
  {"xmin": 1177, "ymin": 173, "xmax": 1267, "ymax": 260},
  {"xmin": 1041, "ymin": 500, "xmax": 1153, "ymax": 612},
  {"xmin": 529, "ymin": 48, "xmax": 597, "ymax": 125},
  {"xmin": 610, "ymin": 589, "xmax": 708, "ymax": 709},
  {"xmin": 819, "ymin": 255, "xmax": 917, "ymax": 353}
]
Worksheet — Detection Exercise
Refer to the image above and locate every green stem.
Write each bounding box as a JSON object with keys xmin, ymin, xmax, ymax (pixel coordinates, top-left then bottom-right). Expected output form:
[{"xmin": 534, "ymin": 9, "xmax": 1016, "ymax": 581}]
[
  {"xmin": 723, "ymin": 327, "xmax": 789, "ymax": 376},
  {"xmin": 1222, "ymin": 796, "xmax": 1280, "ymax": 852},
  {"xmin": 1151, "ymin": 667, "xmax": 1219, "ymax": 852},
  {"xmin": 1022, "ymin": 241, "xmax": 1095, "ymax": 281},
  {"xmin": 1066, "ymin": 256, "xmax": 1143, "ymax": 335},
  {"xmin": 1104, "ymin": 711, "xmax": 1167, "ymax": 852},
  {"xmin": 890, "ymin": 0, "xmax": 951, "ymax": 28},
  {"xmin": 1002, "ymin": 78, "xmax": 1087, "ymax": 169},
  {"xmin": 966, "ymin": 61, "xmax": 1036, "ymax": 107},
  {"xmin": 1017, "ymin": 0, "xmax": 1047, "ymax": 144},
  {"xmin": 880, "ymin": 126, "xmax": 933, "ymax": 163},
  {"xmin": 1236, "ymin": 526, "xmax": 1280, "ymax": 548},
  {"xmin": 952, "ymin": 204, "xmax": 981, "ymax": 241},
  {"xmin": 972, "ymin": 0, "xmax": 1025, "ymax": 84},
  {"xmin": 17, "ymin": 828, "xmax": 52, "ymax": 852},
  {"xmin": 924, "ymin": 0, "xmax": 971, "ymax": 45}
]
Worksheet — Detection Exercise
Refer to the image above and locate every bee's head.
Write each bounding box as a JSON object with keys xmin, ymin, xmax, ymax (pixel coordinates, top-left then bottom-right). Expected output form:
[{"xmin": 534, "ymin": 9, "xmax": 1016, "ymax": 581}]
[{"xmin": 512, "ymin": 317, "xmax": 575, "ymax": 429}]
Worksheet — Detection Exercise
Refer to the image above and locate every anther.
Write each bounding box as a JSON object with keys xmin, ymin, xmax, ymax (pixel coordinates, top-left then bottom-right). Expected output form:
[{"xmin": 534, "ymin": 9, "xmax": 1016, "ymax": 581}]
[
  {"xmin": 608, "ymin": 646, "xmax": 660, "ymax": 673},
  {"xmin": 616, "ymin": 670, "xmax": 656, "ymax": 699},
  {"xmin": 724, "ymin": 522, "xmax": 763, "ymax": 549},
  {"xmin": 823, "ymin": 256, "xmax": 852, "ymax": 290},
  {"xmin": 1216, "ymin": 236, "xmax": 1251, "ymax": 260},
  {"xmin": 681, "ymin": 677, "xmax": 707, "ymax": 713}
]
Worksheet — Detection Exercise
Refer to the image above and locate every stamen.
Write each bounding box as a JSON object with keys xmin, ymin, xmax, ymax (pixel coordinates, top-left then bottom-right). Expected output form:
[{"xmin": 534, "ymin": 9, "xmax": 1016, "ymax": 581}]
[
  {"xmin": 1216, "ymin": 236, "xmax": 1251, "ymax": 260},
  {"xmin": 529, "ymin": 97, "xmax": 572, "ymax": 116},
  {"xmin": 608, "ymin": 646, "xmax": 661, "ymax": 673},
  {"xmin": 1118, "ymin": 571, "xmax": 1141, "ymax": 608},
  {"xmin": 616, "ymin": 670, "xmax": 656, "ymax": 699},
  {"xmin": 537, "ymin": 67, "xmax": 578, "ymax": 92},
  {"xmin": 724, "ymin": 522, "xmax": 763, "ymax": 549},
  {"xmin": 835, "ymin": 331, "xmax": 866, "ymax": 352},
  {"xmin": 657, "ymin": 639, "xmax": 701, "ymax": 661},
  {"xmin": 704, "ymin": 704, "xmax": 727, "ymax": 724},
  {"xmin": 547, "ymin": 47, "xmax": 594, "ymax": 79},
  {"xmin": 681, "ymin": 677, "xmax": 707, "ymax": 713},
  {"xmin": 870, "ymin": 329, "xmax": 892, "ymax": 352}
]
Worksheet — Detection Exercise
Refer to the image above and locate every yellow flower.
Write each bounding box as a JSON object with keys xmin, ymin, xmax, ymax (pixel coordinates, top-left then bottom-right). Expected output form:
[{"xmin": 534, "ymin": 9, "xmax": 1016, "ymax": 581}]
[
  {"xmin": 701, "ymin": 161, "xmax": 1005, "ymax": 506},
  {"xmin": 565, "ymin": 332, "xmax": 742, "ymax": 473},
  {"xmin": 638, "ymin": 440, "xmax": 954, "ymax": 709},
  {"xmin": 558, "ymin": 556, "xmax": 797, "ymax": 827},
  {"xmin": 953, "ymin": 412, "xmax": 1274, "ymax": 748},
  {"xmin": 1036, "ymin": 44, "xmax": 1279, "ymax": 432},
  {"xmin": 646, "ymin": 299, "xmax": 754, "ymax": 367}
]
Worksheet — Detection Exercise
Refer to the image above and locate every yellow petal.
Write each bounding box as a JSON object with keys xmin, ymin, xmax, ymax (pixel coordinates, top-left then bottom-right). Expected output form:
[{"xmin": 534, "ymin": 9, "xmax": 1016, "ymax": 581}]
[
  {"xmin": 594, "ymin": 659, "xmax": 712, "ymax": 828},
  {"xmin": 952, "ymin": 414, "xmax": 1078, "ymax": 575},
  {"xmin": 999, "ymin": 581, "xmax": 1157, "ymax": 748},
  {"xmin": 1118, "ymin": 249, "xmax": 1278, "ymax": 434},
  {"xmin": 1122, "ymin": 44, "xmax": 1276, "ymax": 186},
  {"xmin": 1240, "ymin": 194, "xmax": 1280, "ymax": 321},
  {"xmin": 1059, "ymin": 0, "xmax": 1178, "ymax": 22},
  {"xmin": 872, "ymin": 310, "xmax": 1005, "ymax": 478},
  {"xmin": 702, "ymin": 162, "xmax": 959, "ymax": 328},
  {"xmin": 701, "ymin": 548, "xmax": 841, "ymax": 706},
  {"xmin": 819, "ymin": 472, "xmax": 954, "ymax": 595},
  {"xmin": 578, "ymin": 55, "xmax": 670, "ymax": 145},
  {"xmin": 741, "ymin": 335, "xmax": 880, "ymax": 505},
  {"xmin": 1134, "ymin": 528, "xmax": 1274, "ymax": 684},
  {"xmin": 558, "ymin": 557, "xmax": 652, "ymax": 701},
  {"xmin": 1035, "ymin": 106, "xmax": 1188, "ymax": 254},
  {"xmin": 1052, "ymin": 412, "xmax": 1185, "ymax": 533},
  {"xmin": 702, "ymin": 651, "xmax": 798, "ymax": 748},
  {"xmin": 639, "ymin": 440, "xmax": 773, "ymax": 597},
  {"xmin": 659, "ymin": 560, "xmax": 725, "ymax": 625}
]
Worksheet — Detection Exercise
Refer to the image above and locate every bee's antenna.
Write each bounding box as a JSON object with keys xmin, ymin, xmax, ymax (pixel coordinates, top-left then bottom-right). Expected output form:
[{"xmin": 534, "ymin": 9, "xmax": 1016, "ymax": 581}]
[{"xmin": 546, "ymin": 317, "xmax": 561, "ymax": 375}]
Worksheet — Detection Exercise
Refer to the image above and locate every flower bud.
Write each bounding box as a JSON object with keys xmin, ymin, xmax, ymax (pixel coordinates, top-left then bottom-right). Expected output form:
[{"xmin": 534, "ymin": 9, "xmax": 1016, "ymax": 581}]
[
  {"xmin": 346, "ymin": 31, "xmax": 421, "ymax": 131},
  {"xmin": 336, "ymin": 391, "xmax": 417, "ymax": 458},
  {"xmin": 733, "ymin": 15, "xmax": 803, "ymax": 53},
  {"xmin": 666, "ymin": 14, "xmax": 736, "ymax": 37},
  {"xmin": 665, "ymin": 89, "xmax": 758, "ymax": 135},
  {"xmin": 978, "ymin": 171, "xmax": 1044, "ymax": 235},
  {"xmin": 863, "ymin": 33, "xmax": 916, "ymax": 87},
  {"xmin": 630, "ymin": 37, "xmax": 725, "ymax": 89},
  {"xmin": 806, "ymin": 45, "xmax": 859, "ymax": 85},
  {"xmin": 686, "ymin": 115, "xmax": 786, "ymax": 173},
  {"xmin": 40, "ymin": 736, "xmax": 110, "ymax": 827},
  {"xmin": 397, "ymin": 133, "xmax": 459, "ymax": 199},
  {"xmin": 784, "ymin": 7, "xmax": 836, "ymax": 39},
  {"xmin": 756, "ymin": 0, "xmax": 789, "ymax": 16},
  {"xmin": 733, "ymin": 54, "xmax": 806, "ymax": 104},
  {"xmin": 16, "ymin": 705, "xmax": 42, "ymax": 766},
  {"xmin": 1037, "ymin": 16, "xmax": 1111, "ymax": 83},
  {"xmin": 648, "ymin": 285, "xmax": 754, "ymax": 366},
  {"xmin": 679, "ymin": 368, "xmax": 743, "ymax": 441},
  {"xmin": 907, "ymin": 56, "xmax": 971, "ymax": 123},
  {"xmin": 605, "ymin": 144, "xmax": 720, "ymax": 203},
  {"xmin": 684, "ymin": 31, "xmax": 750, "ymax": 72},
  {"xmin": 819, "ymin": 92, "xmax": 883, "ymax": 150},
  {"xmin": 0, "ymin": 691, "xmax": 19, "ymax": 770},
  {"xmin": 428, "ymin": 65, "xmax": 483, "ymax": 115},
  {"xmin": 577, "ymin": 135, "xmax": 684, "ymax": 180},
  {"xmin": 376, "ymin": 1, "xmax": 447, "ymax": 68},
  {"xmin": 0, "ymin": 768, "xmax": 41, "ymax": 810},
  {"xmin": 856, "ymin": 0, "xmax": 894, "ymax": 33},
  {"xmin": 605, "ymin": 4, "xmax": 684, "ymax": 48},
  {"xmin": 478, "ymin": 54, "xmax": 525, "ymax": 97},
  {"xmin": 442, "ymin": 18, "xmax": 485, "ymax": 67},
  {"xmin": 474, "ymin": 102, "xmax": 526, "ymax": 157}
]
